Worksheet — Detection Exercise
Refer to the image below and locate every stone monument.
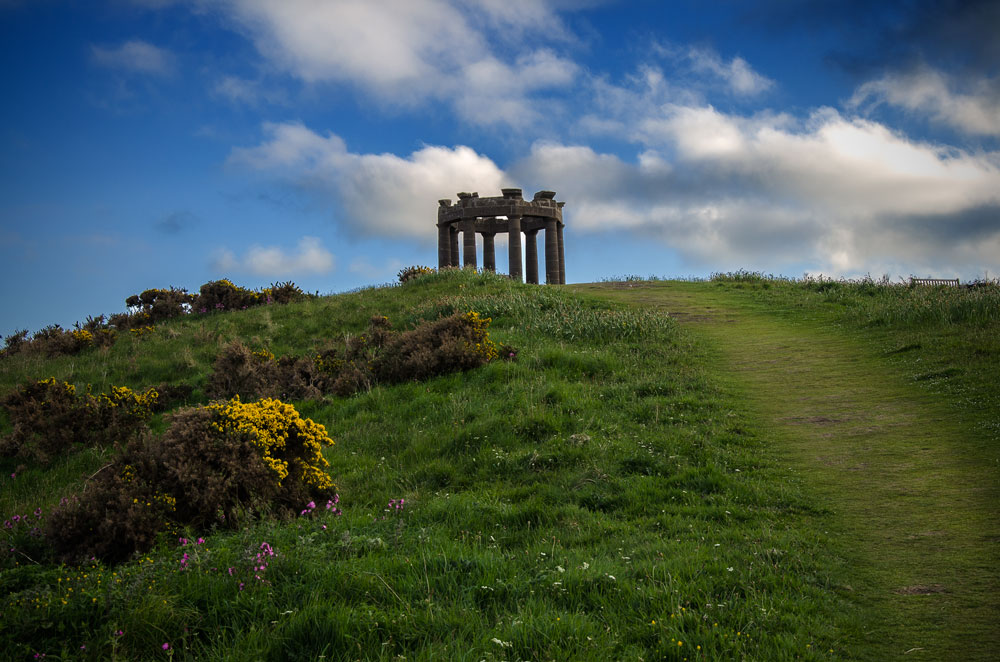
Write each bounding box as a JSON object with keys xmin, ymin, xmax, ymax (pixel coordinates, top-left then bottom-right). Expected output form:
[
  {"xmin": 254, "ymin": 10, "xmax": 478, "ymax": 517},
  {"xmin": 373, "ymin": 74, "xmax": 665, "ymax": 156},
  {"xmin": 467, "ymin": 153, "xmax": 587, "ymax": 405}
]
[{"xmin": 436, "ymin": 188, "xmax": 565, "ymax": 284}]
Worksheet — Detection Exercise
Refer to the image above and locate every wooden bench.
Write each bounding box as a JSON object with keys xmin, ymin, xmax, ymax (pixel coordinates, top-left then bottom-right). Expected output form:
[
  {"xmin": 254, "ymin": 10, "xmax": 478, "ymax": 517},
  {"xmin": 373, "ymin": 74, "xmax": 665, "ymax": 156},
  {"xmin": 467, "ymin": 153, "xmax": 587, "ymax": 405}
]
[{"xmin": 909, "ymin": 278, "xmax": 960, "ymax": 287}]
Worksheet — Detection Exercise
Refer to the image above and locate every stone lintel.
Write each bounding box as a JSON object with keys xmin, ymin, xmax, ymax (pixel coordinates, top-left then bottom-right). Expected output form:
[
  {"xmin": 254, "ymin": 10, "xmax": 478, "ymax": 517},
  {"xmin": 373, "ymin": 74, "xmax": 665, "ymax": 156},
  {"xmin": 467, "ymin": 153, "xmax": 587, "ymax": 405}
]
[
  {"xmin": 439, "ymin": 203, "xmax": 561, "ymax": 224},
  {"xmin": 438, "ymin": 215, "xmax": 554, "ymax": 233}
]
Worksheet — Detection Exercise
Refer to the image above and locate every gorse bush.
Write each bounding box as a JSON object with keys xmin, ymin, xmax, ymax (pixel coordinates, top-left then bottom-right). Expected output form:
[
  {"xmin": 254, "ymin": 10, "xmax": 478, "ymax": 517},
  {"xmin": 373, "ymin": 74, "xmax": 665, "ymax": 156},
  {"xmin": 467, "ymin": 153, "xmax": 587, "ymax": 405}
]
[
  {"xmin": 207, "ymin": 311, "xmax": 513, "ymax": 400},
  {"xmin": 373, "ymin": 311, "xmax": 505, "ymax": 382},
  {"xmin": 0, "ymin": 319, "xmax": 117, "ymax": 359},
  {"xmin": 397, "ymin": 265, "xmax": 435, "ymax": 283},
  {"xmin": 121, "ymin": 287, "xmax": 196, "ymax": 326},
  {"xmin": 0, "ymin": 379, "xmax": 156, "ymax": 463},
  {"xmin": 45, "ymin": 398, "xmax": 337, "ymax": 563},
  {"xmin": 1, "ymin": 279, "xmax": 308, "ymax": 358}
]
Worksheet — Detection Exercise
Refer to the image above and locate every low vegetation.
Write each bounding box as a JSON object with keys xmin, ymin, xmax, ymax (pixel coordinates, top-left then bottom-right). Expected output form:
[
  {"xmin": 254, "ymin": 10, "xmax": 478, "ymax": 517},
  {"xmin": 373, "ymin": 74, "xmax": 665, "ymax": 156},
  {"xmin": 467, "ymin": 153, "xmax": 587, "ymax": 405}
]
[{"xmin": 2, "ymin": 268, "xmax": 994, "ymax": 659}]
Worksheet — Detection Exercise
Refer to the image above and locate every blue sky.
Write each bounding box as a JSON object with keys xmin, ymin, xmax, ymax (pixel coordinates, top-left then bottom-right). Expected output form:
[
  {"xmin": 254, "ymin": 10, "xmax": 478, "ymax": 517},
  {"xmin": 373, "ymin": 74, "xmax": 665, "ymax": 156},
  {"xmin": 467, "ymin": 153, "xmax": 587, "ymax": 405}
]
[{"xmin": 2, "ymin": 0, "xmax": 998, "ymax": 338}]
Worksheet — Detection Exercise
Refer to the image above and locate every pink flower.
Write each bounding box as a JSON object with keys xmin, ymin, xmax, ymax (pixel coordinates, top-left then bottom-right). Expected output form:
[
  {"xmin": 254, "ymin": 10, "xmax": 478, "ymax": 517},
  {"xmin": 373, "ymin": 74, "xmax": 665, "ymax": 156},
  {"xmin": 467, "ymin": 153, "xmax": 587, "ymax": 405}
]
[
  {"xmin": 162, "ymin": 643, "xmax": 170, "ymax": 650},
  {"xmin": 196, "ymin": 537, "xmax": 205, "ymax": 544}
]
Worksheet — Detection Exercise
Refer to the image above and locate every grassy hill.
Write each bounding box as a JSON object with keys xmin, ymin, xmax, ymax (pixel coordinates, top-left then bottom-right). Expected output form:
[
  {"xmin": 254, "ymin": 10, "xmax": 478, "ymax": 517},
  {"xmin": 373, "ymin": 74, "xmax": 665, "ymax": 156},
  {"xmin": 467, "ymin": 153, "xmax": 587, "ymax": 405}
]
[{"xmin": 1, "ymin": 269, "xmax": 997, "ymax": 660}]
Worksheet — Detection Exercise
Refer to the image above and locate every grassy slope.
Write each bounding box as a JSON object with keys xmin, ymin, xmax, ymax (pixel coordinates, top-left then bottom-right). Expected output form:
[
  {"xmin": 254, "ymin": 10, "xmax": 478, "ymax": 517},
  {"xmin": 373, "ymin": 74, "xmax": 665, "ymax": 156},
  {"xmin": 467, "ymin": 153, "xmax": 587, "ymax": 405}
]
[
  {"xmin": 573, "ymin": 279, "xmax": 1000, "ymax": 661},
  {"xmin": 3, "ymin": 271, "xmax": 869, "ymax": 661},
  {"xmin": 0, "ymin": 274, "xmax": 858, "ymax": 660}
]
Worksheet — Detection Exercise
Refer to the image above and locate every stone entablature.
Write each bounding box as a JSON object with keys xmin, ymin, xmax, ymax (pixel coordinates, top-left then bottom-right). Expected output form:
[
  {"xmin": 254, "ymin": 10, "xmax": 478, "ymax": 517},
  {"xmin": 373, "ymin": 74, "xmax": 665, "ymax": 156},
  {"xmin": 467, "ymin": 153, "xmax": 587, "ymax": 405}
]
[{"xmin": 436, "ymin": 188, "xmax": 565, "ymax": 284}]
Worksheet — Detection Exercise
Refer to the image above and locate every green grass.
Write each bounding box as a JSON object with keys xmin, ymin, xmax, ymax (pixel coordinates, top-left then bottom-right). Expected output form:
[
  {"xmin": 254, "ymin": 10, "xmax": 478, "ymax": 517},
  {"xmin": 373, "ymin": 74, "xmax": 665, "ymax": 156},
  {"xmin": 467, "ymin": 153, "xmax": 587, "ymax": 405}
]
[
  {"xmin": 573, "ymin": 275, "xmax": 1000, "ymax": 661},
  {"xmin": 4, "ymin": 268, "xmax": 994, "ymax": 660}
]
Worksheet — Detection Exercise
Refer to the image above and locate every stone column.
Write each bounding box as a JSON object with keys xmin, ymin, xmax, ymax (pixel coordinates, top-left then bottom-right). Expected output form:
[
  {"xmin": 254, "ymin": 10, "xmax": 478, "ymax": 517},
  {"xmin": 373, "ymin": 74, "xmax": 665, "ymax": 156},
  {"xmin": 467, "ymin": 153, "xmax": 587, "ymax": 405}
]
[
  {"xmin": 438, "ymin": 224, "xmax": 451, "ymax": 269},
  {"xmin": 525, "ymin": 229, "xmax": 539, "ymax": 284},
  {"xmin": 545, "ymin": 218, "xmax": 559, "ymax": 285},
  {"xmin": 482, "ymin": 233, "xmax": 496, "ymax": 272},
  {"xmin": 449, "ymin": 226, "xmax": 460, "ymax": 267},
  {"xmin": 557, "ymin": 222, "xmax": 566, "ymax": 284},
  {"xmin": 463, "ymin": 223, "xmax": 477, "ymax": 269},
  {"xmin": 507, "ymin": 215, "xmax": 522, "ymax": 282}
]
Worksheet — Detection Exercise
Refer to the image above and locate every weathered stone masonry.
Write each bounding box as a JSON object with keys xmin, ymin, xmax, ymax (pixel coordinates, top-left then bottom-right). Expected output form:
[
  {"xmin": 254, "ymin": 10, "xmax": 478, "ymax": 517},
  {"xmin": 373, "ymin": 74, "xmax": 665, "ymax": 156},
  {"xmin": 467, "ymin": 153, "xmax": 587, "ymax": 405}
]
[{"xmin": 437, "ymin": 188, "xmax": 565, "ymax": 284}]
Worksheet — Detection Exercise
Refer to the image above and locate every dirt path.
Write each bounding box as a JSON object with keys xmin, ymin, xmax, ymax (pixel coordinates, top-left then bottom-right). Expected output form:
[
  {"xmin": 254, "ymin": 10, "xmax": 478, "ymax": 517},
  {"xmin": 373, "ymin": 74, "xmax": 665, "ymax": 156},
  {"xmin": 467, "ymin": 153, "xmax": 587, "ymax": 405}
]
[{"xmin": 573, "ymin": 281, "xmax": 1000, "ymax": 660}]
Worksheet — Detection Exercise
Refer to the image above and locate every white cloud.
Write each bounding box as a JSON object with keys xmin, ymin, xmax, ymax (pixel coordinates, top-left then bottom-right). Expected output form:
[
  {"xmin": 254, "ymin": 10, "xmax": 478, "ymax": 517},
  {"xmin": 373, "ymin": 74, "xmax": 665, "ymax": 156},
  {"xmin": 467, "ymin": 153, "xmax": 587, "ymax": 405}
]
[
  {"xmin": 454, "ymin": 50, "xmax": 579, "ymax": 127},
  {"xmin": 685, "ymin": 47, "xmax": 774, "ymax": 95},
  {"xmin": 513, "ymin": 106, "xmax": 1000, "ymax": 277},
  {"xmin": 213, "ymin": 235, "xmax": 334, "ymax": 276},
  {"xmin": 850, "ymin": 67, "xmax": 1000, "ymax": 137},
  {"xmin": 198, "ymin": 0, "xmax": 575, "ymax": 127},
  {"xmin": 90, "ymin": 39, "xmax": 175, "ymax": 76},
  {"xmin": 230, "ymin": 122, "xmax": 507, "ymax": 238}
]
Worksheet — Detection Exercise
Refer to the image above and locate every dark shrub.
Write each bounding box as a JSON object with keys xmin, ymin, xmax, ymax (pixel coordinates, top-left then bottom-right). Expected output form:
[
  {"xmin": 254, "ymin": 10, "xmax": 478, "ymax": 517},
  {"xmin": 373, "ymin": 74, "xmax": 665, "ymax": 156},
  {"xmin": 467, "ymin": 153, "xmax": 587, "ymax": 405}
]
[
  {"xmin": 205, "ymin": 313, "xmax": 511, "ymax": 399},
  {"xmin": 0, "ymin": 379, "xmax": 156, "ymax": 463},
  {"xmin": 206, "ymin": 341, "xmax": 281, "ymax": 400},
  {"xmin": 149, "ymin": 382, "xmax": 194, "ymax": 412},
  {"xmin": 194, "ymin": 279, "xmax": 262, "ymax": 313},
  {"xmin": 267, "ymin": 280, "xmax": 306, "ymax": 304},
  {"xmin": 125, "ymin": 287, "xmax": 196, "ymax": 325},
  {"xmin": 0, "ymin": 378, "xmax": 82, "ymax": 463},
  {"xmin": 1, "ymin": 329, "xmax": 29, "ymax": 358},
  {"xmin": 45, "ymin": 438, "xmax": 176, "ymax": 563},
  {"xmin": 397, "ymin": 265, "xmax": 434, "ymax": 283},
  {"xmin": 373, "ymin": 312, "xmax": 498, "ymax": 383}
]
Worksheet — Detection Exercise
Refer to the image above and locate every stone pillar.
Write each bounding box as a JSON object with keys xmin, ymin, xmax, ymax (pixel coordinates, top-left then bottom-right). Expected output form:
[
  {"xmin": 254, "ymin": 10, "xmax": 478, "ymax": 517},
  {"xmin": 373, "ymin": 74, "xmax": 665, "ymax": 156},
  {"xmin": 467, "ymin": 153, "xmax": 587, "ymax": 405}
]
[
  {"xmin": 482, "ymin": 233, "xmax": 496, "ymax": 272},
  {"xmin": 557, "ymin": 222, "xmax": 566, "ymax": 284},
  {"xmin": 507, "ymin": 215, "xmax": 522, "ymax": 282},
  {"xmin": 438, "ymin": 224, "xmax": 451, "ymax": 269},
  {"xmin": 463, "ymin": 224, "xmax": 477, "ymax": 269},
  {"xmin": 525, "ymin": 229, "xmax": 539, "ymax": 284},
  {"xmin": 449, "ymin": 226, "xmax": 460, "ymax": 267},
  {"xmin": 545, "ymin": 218, "xmax": 559, "ymax": 285}
]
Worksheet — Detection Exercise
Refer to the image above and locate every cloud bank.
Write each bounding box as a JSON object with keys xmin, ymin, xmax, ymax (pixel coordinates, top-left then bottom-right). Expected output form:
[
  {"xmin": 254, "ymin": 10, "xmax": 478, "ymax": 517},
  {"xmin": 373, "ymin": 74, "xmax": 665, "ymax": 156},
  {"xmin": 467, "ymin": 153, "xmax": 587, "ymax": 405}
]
[
  {"xmin": 230, "ymin": 122, "xmax": 506, "ymax": 238},
  {"xmin": 210, "ymin": 1, "xmax": 999, "ymax": 278}
]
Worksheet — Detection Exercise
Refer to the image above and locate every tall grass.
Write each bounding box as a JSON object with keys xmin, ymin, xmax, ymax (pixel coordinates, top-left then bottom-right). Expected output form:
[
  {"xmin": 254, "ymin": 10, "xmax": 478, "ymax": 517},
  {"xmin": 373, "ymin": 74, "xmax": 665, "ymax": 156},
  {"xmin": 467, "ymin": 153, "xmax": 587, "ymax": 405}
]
[{"xmin": 709, "ymin": 271, "xmax": 1000, "ymax": 327}]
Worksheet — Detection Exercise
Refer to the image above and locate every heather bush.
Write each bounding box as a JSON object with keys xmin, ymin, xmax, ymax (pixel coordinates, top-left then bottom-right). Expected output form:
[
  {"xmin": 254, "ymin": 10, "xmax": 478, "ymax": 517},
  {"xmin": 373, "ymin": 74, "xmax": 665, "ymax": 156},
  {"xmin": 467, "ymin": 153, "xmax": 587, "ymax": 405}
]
[
  {"xmin": 45, "ymin": 398, "xmax": 337, "ymax": 562},
  {"xmin": 0, "ymin": 379, "xmax": 156, "ymax": 463},
  {"xmin": 397, "ymin": 265, "xmax": 435, "ymax": 283}
]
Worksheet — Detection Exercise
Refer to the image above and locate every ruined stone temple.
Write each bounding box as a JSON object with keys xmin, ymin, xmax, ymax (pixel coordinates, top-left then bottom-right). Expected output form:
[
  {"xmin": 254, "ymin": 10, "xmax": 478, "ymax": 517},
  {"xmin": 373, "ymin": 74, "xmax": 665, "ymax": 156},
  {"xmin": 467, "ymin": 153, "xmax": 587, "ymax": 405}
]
[{"xmin": 436, "ymin": 188, "xmax": 565, "ymax": 285}]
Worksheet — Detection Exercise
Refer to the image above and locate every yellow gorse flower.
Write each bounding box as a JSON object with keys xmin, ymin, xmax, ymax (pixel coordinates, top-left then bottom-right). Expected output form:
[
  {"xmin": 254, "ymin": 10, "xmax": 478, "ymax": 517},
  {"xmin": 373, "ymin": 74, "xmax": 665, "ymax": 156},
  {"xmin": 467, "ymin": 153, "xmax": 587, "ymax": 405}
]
[
  {"xmin": 462, "ymin": 311, "xmax": 499, "ymax": 361},
  {"xmin": 207, "ymin": 397, "xmax": 335, "ymax": 490}
]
